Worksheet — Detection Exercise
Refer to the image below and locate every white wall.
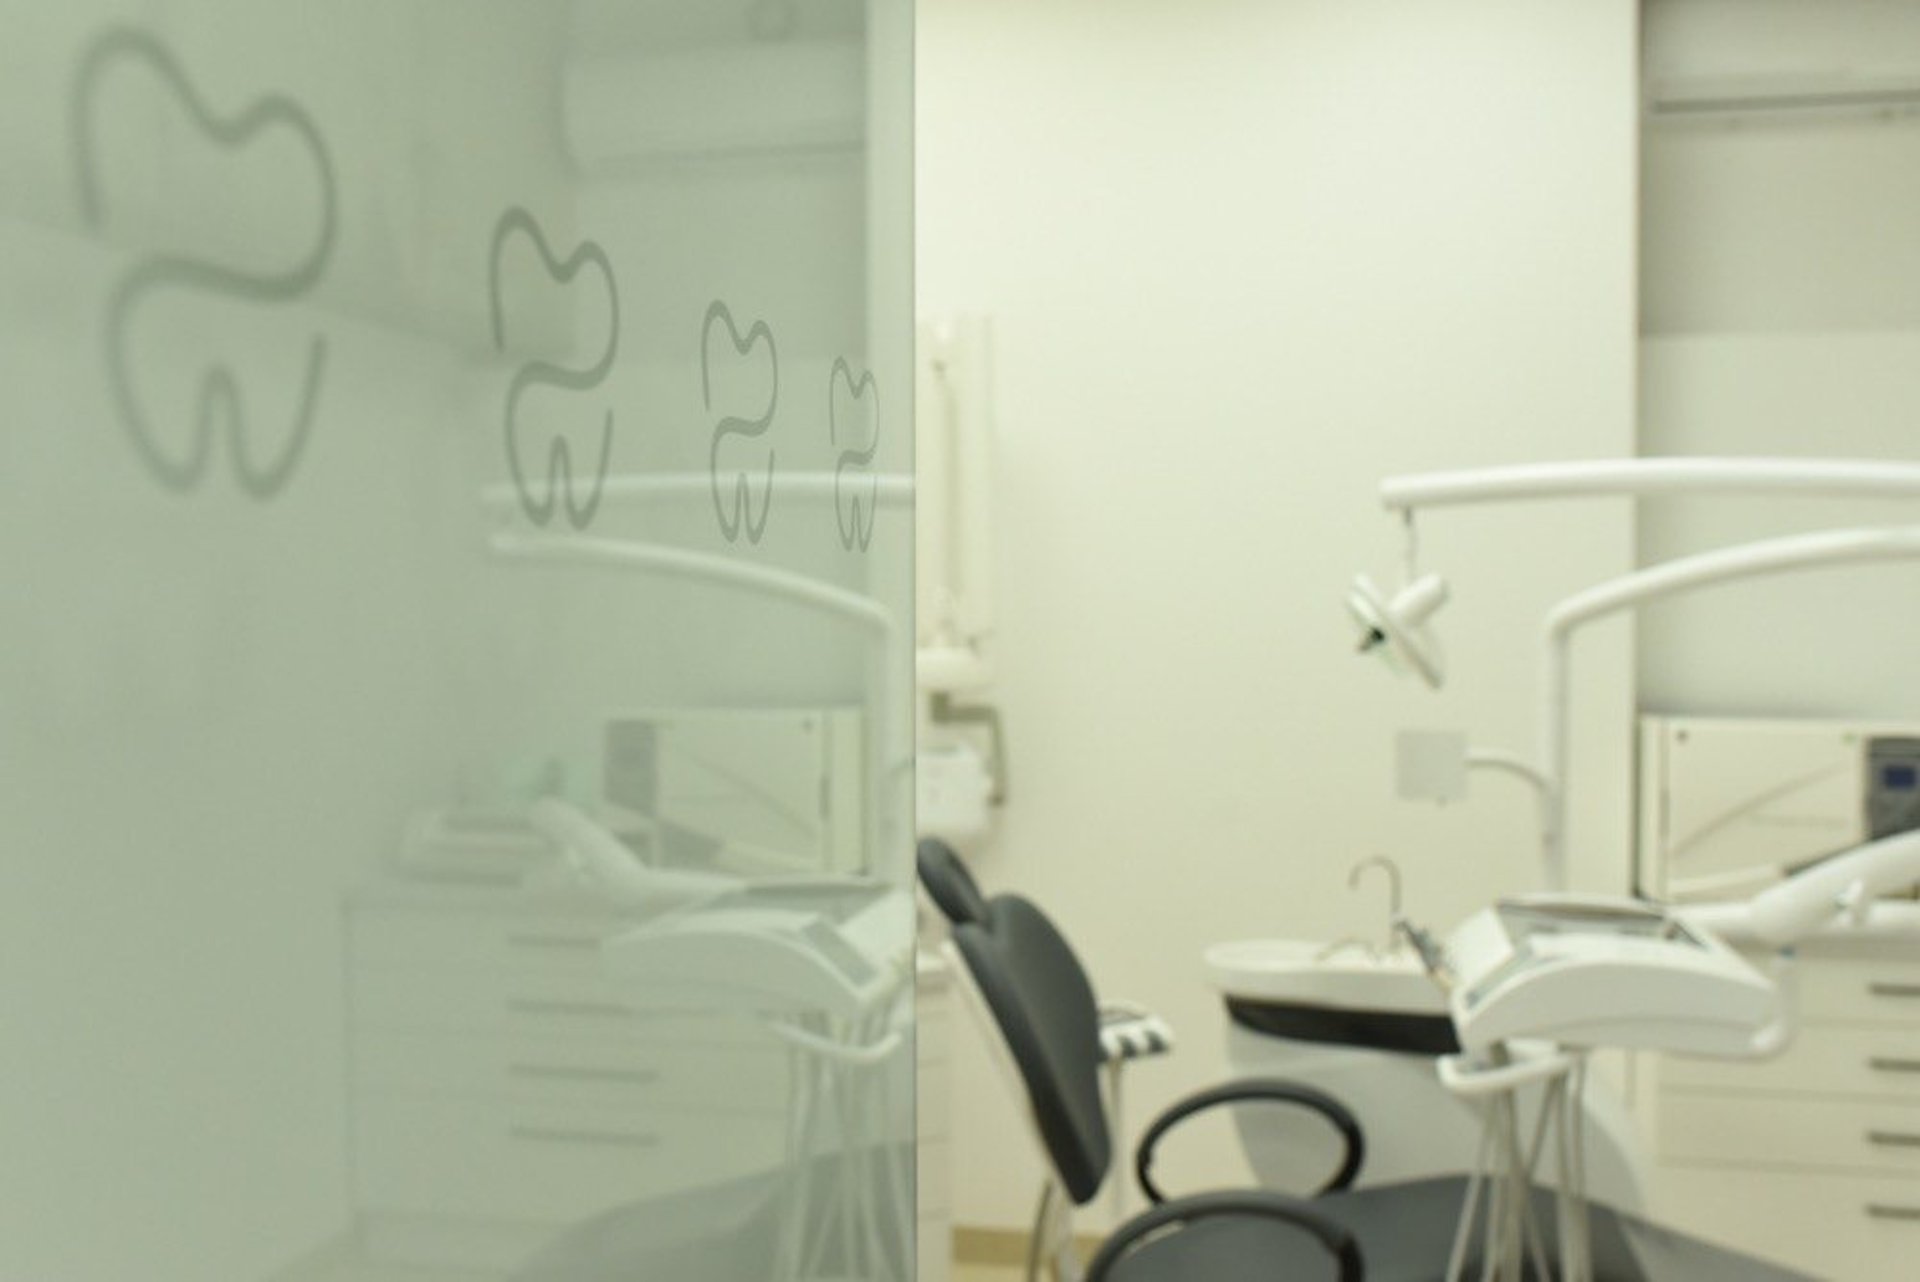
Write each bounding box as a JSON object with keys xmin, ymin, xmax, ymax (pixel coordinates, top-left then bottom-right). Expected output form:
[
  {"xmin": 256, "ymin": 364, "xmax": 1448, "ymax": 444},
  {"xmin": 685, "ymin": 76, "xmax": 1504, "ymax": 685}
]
[
  {"xmin": 1640, "ymin": 0, "xmax": 1920, "ymax": 717},
  {"xmin": 918, "ymin": 0, "xmax": 1640, "ymax": 1231}
]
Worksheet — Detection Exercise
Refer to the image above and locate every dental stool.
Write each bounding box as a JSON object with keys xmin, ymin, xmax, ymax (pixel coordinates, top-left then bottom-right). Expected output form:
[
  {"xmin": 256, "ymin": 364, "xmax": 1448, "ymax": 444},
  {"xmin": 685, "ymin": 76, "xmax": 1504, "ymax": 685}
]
[{"xmin": 946, "ymin": 892, "xmax": 1811, "ymax": 1282}]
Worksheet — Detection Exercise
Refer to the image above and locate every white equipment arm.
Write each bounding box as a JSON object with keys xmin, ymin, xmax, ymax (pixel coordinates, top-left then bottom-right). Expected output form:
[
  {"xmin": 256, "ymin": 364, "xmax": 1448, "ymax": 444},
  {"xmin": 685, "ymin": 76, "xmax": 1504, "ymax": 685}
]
[{"xmin": 1685, "ymin": 829, "xmax": 1920, "ymax": 947}]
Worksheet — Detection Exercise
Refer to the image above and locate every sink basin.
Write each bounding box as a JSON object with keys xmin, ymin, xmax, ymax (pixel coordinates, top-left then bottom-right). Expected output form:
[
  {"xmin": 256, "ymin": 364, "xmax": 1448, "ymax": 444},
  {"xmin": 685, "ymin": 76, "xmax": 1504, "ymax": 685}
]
[
  {"xmin": 1206, "ymin": 939, "xmax": 1455, "ymax": 1055},
  {"xmin": 1206, "ymin": 939, "xmax": 1444, "ymax": 1012}
]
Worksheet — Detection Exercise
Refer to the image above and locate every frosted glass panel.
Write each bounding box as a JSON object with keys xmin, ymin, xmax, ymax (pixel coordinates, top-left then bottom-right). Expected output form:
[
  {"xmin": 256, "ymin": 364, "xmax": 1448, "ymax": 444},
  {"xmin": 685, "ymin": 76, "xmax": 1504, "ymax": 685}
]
[{"xmin": 0, "ymin": 4, "xmax": 914, "ymax": 1279}]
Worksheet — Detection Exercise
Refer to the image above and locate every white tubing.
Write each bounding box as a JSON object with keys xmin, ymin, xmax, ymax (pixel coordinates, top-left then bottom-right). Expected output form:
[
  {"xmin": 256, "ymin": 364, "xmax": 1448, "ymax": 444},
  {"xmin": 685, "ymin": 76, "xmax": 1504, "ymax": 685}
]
[
  {"xmin": 1745, "ymin": 829, "xmax": 1920, "ymax": 946},
  {"xmin": 1535, "ymin": 526, "xmax": 1920, "ymax": 889},
  {"xmin": 1381, "ymin": 457, "xmax": 1920, "ymax": 512}
]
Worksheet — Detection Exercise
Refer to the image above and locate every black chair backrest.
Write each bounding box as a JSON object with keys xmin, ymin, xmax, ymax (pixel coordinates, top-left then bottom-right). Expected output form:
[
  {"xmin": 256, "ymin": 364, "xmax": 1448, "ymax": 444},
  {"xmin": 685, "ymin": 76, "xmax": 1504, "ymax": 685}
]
[
  {"xmin": 917, "ymin": 837, "xmax": 991, "ymax": 926},
  {"xmin": 951, "ymin": 895, "xmax": 1112, "ymax": 1205}
]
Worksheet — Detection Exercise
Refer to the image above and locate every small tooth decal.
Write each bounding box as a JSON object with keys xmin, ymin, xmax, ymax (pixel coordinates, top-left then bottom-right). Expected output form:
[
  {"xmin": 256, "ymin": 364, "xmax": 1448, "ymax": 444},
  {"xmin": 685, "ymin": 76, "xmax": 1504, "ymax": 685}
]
[
  {"xmin": 830, "ymin": 358, "xmax": 879, "ymax": 552},
  {"xmin": 702, "ymin": 300, "xmax": 780, "ymax": 545},
  {"xmin": 487, "ymin": 206, "xmax": 621, "ymax": 530}
]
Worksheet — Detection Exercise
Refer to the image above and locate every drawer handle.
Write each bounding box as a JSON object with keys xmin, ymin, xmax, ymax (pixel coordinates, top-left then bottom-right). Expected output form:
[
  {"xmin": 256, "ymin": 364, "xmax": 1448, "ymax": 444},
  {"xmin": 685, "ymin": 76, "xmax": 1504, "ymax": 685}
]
[
  {"xmin": 1868, "ymin": 982, "xmax": 1920, "ymax": 999},
  {"xmin": 1867, "ymin": 1204, "xmax": 1920, "ymax": 1222},
  {"xmin": 508, "ymin": 934, "xmax": 601, "ymax": 953},
  {"xmin": 1866, "ymin": 1130, "xmax": 1920, "ymax": 1149},
  {"xmin": 510, "ymin": 1124, "xmax": 659, "ymax": 1150},
  {"xmin": 510, "ymin": 1064, "xmax": 661, "ymax": 1086},
  {"xmin": 506, "ymin": 998, "xmax": 631, "ymax": 1020},
  {"xmin": 1869, "ymin": 1057, "xmax": 1920, "ymax": 1074}
]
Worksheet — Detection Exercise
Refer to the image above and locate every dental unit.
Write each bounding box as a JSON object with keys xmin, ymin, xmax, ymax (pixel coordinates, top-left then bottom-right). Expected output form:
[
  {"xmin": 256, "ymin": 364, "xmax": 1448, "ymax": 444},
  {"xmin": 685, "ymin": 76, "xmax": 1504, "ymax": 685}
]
[
  {"xmin": 1351, "ymin": 455, "xmax": 1920, "ymax": 890},
  {"xmin": 1324, "ymin": 456, "xmax": 1920, "ymax": 1276}
]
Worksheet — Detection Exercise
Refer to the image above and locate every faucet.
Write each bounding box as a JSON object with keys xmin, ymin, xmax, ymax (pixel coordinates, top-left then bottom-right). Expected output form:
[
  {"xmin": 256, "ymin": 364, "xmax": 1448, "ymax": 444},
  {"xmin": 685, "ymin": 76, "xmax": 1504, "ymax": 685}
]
[{"xmin": 1349, "ymin": 855, "xmax": 1404, "ymax": 956}]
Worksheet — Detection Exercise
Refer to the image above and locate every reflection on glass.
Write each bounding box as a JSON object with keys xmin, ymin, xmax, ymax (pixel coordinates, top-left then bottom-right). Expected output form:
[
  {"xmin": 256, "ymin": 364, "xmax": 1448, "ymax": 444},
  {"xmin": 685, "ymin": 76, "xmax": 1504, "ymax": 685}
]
[{"xmin": 0, "ymin": 3, "xmax": 912, "ymax": 1279}]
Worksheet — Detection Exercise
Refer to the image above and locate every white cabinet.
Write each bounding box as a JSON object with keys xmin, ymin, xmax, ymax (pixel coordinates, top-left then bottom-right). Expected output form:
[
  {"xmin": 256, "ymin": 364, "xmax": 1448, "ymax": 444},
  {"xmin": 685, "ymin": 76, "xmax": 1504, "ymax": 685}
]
[
  {"xmin": 1635, "ymin": 713, "xmax": 1920, "ymax": 1279},
  {"xmin": 344, "ymin": 884, "xmax": 790, "ymax": 1272},
  {"xmin": 1642, "ymin": 941, "xmax": 1920, "ymax": 1281}
]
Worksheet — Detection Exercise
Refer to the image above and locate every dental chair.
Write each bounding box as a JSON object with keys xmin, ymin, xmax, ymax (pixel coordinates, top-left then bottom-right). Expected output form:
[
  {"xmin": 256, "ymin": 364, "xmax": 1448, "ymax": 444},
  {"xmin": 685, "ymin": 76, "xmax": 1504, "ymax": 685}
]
[
  {"xmin": 917, "ymin": 837, "xmax": 993, "ymax": 927},
  {"xmin": 944, "ymin": 889, "xmax": 1808, "ymax": 1281},
  {"xmin": 918, "ymin": 838, "xmax": 1171, "ymax": 1236}
]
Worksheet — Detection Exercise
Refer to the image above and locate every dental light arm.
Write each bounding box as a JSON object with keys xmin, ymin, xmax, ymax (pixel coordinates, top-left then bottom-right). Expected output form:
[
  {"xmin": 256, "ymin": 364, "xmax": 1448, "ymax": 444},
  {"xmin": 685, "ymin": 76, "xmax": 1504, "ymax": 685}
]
[
  {"xmin": 1536, "ymin": 525, "xmax": 1920, "ymax": 888},
  {"xmin": 1379, "ymin": 457, "xmax": 1920, "ymax": 511},
  {"xmin": 1355, "ymin": 457, "xmax": 1920, "ymax": 891}
]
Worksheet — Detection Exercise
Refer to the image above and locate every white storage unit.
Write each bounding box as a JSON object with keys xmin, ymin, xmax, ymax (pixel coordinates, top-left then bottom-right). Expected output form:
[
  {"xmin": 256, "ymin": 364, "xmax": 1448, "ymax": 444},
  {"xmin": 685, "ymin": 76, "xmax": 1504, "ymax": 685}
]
[
  {"xmin": 345, "ymin": 883, "xmax": 791, "ymax": 1272},
  {"xmin": 1644, "ymin": 938, "xmax": 1920, "ymax": 1281},
  {"xmin": 1639, "ymin": 715, "xmax": 1920, "ymax": 1279}
]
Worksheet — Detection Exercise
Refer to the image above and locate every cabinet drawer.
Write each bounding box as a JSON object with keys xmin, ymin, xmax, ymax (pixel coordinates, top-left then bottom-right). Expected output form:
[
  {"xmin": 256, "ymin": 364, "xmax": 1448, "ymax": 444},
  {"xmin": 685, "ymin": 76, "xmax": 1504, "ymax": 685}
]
[
  {"xmin": 352, "ymin": 1094, "xmax": 785, "ymax": 1222},
  {"xmin": 1653, "ymin": 1163, "xmax": 1920, "ymax": 1282},
  {"xmin": 1781, "ymin": 955, "xmax": 1920, "ymax": 1026},
  {"xmin": 1661, "ymin": 1093, "xmax": 1920, "ymax": 1175},
  {"xmin": 353, "ymin": 906, "xmax": 629, "ymax": 977},
  {"xmin": 352, "ymin": 965, "xmax": 758, "ymax": 1039},
  {"xmin": 354, "ymin": 1030, "xmax": 787, "ymax": 1111},
  {"xmin": 1661, "ymin": 1025, "xmax": 1920, "ymax": 1098}
]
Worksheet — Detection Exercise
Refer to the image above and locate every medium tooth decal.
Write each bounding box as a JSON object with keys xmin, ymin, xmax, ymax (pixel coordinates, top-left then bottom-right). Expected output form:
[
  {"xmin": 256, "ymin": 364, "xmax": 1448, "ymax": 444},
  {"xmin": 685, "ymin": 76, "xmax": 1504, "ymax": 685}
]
[
  {"xmin": 702, "ymin": 301, "xmax": 778, "ymax": 544},
  {"xmin": 487, "ymin": 207, "xmax": 620, "ymax": 530},
  {"xmin": 71, "ymin": 25, "xmax": 336, "ymax": 500},
  {"xmin": 829, "ymin": 358, "xmax": 879, "ymax": 552}
]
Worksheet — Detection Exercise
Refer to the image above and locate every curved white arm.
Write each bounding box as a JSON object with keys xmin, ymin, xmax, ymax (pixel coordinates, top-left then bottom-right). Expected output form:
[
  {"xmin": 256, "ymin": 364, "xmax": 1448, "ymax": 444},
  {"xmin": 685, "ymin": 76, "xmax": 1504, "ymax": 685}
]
[
  {"xmin": 1704, "ymin": 829, "xmax": 1920, "ymax": 947},
  {"xmin": 1381, "ymin": 457, "xmax": 1920, "ymax": 512},
  {"xmin": 1533, "ymin": 526, "xmax": 1920, "ymax": 888},
  {"xmin": 488, "ymin": 530, "xmax": 895, "ymax": 634}
]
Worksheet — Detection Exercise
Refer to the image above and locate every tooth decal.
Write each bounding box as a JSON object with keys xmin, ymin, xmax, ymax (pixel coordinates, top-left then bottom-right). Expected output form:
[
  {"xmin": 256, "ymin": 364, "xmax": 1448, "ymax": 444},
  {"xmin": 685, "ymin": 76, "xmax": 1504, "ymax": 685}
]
[
  {"xmin": 702, "ymin": 301, "xmax": 779, "ymax": 544},
  {"xmin": 829, "ymin": 358, "xmax": 879, "ymax": 552},
  {"xmin": 71, "ymin": 26, "xmax": 337, "ymax": 500},
  {"xmin": 487, "ymin": 207, "xmax": 620, "ymax": 530}
]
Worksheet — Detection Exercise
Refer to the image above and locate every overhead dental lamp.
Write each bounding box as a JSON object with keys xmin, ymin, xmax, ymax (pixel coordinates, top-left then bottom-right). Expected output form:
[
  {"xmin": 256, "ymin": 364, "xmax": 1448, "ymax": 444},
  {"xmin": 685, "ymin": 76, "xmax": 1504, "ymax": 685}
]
[{"xmin": 1347, "ymin": 571, "xmax": 1449, "ymax": 689}]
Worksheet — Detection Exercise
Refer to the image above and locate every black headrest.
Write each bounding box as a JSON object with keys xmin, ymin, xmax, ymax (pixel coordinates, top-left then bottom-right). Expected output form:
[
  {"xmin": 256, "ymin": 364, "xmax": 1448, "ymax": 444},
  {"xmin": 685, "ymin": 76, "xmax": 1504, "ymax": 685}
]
[
  {"xmin": 951, "ymin": 896, "xmax": 1111, "ymax": 1205},
  {"xmin": 916, "ymin": 838, "xmax": 991, "ymax": 926}
]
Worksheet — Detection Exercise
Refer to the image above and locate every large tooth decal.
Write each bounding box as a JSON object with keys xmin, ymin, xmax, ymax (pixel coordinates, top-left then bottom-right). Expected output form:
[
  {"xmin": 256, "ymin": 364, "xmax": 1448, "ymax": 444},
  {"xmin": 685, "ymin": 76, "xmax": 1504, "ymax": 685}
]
[
  {"xmin": 830, "ymin": 358, "xmax": 880, "ymax": 552},
  {"xmin": 70, "ymin": 26, "xmax": 336, "ymax": 501},
  {"xmin": 702, "ymin": 301, "xmax": 778, "ymax": 544},
  {"xmin": 488, "ymin": 207, "xmax": 620, "ymax": 530}
]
